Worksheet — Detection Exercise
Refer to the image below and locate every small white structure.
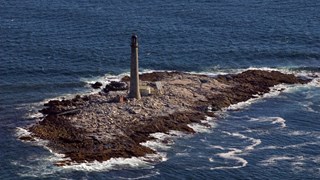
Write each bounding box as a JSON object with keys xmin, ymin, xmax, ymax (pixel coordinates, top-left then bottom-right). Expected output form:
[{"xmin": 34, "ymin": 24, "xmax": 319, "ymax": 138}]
[
  {"xmin": 140, "ymin": 86, "xmax": 152, "ymax": 96},
  {"xmin": 155, "ymin": 81, "xmax": 163, "ymax": 94}
]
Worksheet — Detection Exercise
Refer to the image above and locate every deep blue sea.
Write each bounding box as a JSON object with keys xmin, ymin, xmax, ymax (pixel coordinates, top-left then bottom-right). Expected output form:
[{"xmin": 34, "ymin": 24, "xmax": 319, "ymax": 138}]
[{"xmin": 1, "ymin": 0, "xmax": 320, "ymax": 179}]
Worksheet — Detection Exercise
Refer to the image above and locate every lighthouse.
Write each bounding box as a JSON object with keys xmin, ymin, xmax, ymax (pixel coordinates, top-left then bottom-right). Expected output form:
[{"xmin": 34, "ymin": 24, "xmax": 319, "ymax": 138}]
[{"xmin": 128, "ymin": 34, "xmax": 141, "ymax": 100}]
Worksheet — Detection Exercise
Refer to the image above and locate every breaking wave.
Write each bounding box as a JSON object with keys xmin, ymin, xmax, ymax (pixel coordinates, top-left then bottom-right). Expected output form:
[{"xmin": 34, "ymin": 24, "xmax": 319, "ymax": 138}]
[
  {"xmin": 259, "ymin": 141, "xmax": 319, "ymax": 150},
  {"xmin": 259, "ymin": 155, "xmax": 320, "ymax": 174},
  {"xmin": 249, "ymin": 117, "xmax": 286, "ymax": 128},
  {"xmin": 288, "ymin": 130, "xmax": 320, "ymax": 139},
  {"xmin": 209, "ymin": 131, "xmax": 261, "ymax": 170}
]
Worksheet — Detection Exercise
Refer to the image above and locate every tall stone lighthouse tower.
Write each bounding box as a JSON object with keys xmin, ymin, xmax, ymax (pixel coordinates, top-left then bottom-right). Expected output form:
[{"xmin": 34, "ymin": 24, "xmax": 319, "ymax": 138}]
[{"xmin": 128, "ymin": 34, "xmax": 141, "ymax": 99}]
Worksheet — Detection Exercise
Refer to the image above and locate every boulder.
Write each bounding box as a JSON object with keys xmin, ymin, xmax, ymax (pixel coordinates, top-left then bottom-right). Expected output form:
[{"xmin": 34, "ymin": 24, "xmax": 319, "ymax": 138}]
[
  {"xmin": 109, "ymin": 95, "xmax": 127, "ymax": 103},
  {"xmin": 103, "ymin": 81, "xmax": 128, "ymax": 93},
  {"xmin": 91, "ymin": 82, "xmax": 103, "ymax": 89}
]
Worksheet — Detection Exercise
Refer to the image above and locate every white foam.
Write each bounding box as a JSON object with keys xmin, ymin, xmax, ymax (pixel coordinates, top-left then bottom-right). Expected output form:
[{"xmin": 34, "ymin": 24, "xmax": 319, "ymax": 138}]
[
  {"xmin": 280, "ymin": 71, "xmax": 320, "ymax": 95},
  {"xmin": 176, "ymin": 152, "xmax": 190, "ymax": 157},
  {"xmin": 15, "ymin": 127, "xmax": 32, "ymax": 137},
  {"xmin": 272, "ymin": 117, "xmax": 286, "ymax": 128},
  {"xmin": 260, "ymin": 155, "xmax": 295, "ymax": 166},
  {"xmin": 210, "ymin": 148, "xmax": 248, "ymax": 170},
  {"xmin": 249, "ymin": 116, "xmax": 286, "ymax": 128},
  {"xmin": 245, "ymin": 138, "xmax": 262, "ymax": 151},
  {"xmin": 190, "ymin": 71, "xmax": 235, "ymax": 77},
  {"xmin": 299, "ymin": 101, "xmax": 320, "ymax": 113},
  {"xmin": 14, "ymin": 102, "xmax": 44, "ymax": 120},
  {"xmin": 168, "ymin": 130, "xmax": 189, "ymax": 137},
  {"xmin": 259, "ymin": 141, "xmax": 319, "ymax": 150},
  {"xmin": 309, "ymin": 77, "xmax": 320, "ymax": 87},
  {"xmin": 195, "ymin": 66, "xmax": 291, "ymax": 78},
  {"xmin": 196, "ymin": 66, "xmax": 315, "ymax": 79},
  {"xmin": 26, "ymin": 112, "xmax": 43, "ymax": 119},
  {"xmin": 15, "ymin": 156, "xmax": 159, "ymax": 179},
  {"xmin": 247, "ymin": 67, "xmax": 284, "ymax": 72},
  {"xmin": 312, "ymin": 156, "xmax": 320, "ymax": 164},
  {"xmin": 203, "ymin": 116, "xmax": 219, "ymax": 127},
  {"xmin": 281, "ymin": 81, "xmax": 320, "ymax": 95},
  {"xmin": 226, "ymin": 99, "xmax": 255, "ymax": 111},
  {"xmin": 117, "ymin": 170, "xmax": 161, "ymax": 180},
  {"xmin": 62, "ymin": 156, "xmax": 157, "ymax": 171},
  {"xmin": 210, "ymin": 145, "xmax": 225, "ymax": 150},
  {"xmin": 288, "ymin": 130, "xmax": 320, "ymax": 139},
  {"xmin": 15, "ymin": 151, "xmax": 164, "ymax": 177},
  {"xmin": 140, "ymin": 141, "xmax": 171, "ymax": 151},
  {"xmin": 209, "ymin": 131, "xmax": 261, "ymax": 170},
  {"xmin": 15, "ymin": 161, "xmax": 61, "ymax": 178},
  {"xmin": 263, "ymin": 84, "xmax": 288, "ymax": 98},
  {"xmin": 223, "ymin": 131, "xmax": 246, "ymax": 139},
  {"xmin": 224, "ymin": 131, "xmax": 262, "ymax": 151},
  {"xmin": 140, "ymin": 69, "xmax": 175, "ymax": 74},
  {"xmin": 138, "ymin": 131, "xmax": 182, "ymax": 163},
  {"xmin": 259, "ymin": 155, "xmax": 320, "ymax": 173},
  {"xmin": 149, "ymin": 132, "xmax": 171, "ymax": 140},
  {"xmin": 288, "ymin": 130, "xmax": 311, "ymax": 136},
  {"xmin": 187, "ymin": 123, "xmax": 212, "ymax": 133}
]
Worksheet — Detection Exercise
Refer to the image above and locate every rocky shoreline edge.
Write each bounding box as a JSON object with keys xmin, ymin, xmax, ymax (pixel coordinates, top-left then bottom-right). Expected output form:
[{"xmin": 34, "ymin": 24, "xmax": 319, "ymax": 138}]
[{"xmin": 19, "ymin": 70, "xmax": 311, "ymax": 166}]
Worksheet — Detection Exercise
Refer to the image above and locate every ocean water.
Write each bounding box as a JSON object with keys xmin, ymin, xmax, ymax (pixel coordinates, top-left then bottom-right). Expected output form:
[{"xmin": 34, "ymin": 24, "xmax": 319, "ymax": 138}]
[{"xmin": 0, "ymin": 0, "xmax": 319, "ymax": 179}]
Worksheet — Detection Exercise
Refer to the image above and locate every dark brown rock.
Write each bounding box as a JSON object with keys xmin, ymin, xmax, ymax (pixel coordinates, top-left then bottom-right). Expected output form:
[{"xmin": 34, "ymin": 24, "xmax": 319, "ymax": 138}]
[
  {"xmin": 109, "ymin": 95, "xmax": 127, "ymax": 103},
  {"xmin": 103, "ymin": 81, "xmax": 128, "ymax": 93},
  {"xmin": 91, "ymin": 82, "xmax": 103, "ymax": 89},
  {"xmin": 19, "ymin": 136, "xmax": 35, "ymax": 141}
]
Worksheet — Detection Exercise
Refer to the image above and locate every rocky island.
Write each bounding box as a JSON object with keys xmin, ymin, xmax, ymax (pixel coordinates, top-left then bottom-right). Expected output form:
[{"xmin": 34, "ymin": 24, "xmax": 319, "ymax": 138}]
[
  {"xmin": 19, "ymin": 35, "xmax": 312, "ymax": 166},
  {"xmin": 21, "ymin": 69, "xmax": 309, "ymax": 166}
]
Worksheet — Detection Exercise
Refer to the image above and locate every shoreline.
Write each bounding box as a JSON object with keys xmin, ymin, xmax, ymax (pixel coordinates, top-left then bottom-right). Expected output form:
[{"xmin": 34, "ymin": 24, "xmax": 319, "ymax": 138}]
[{"xmin": 19, "ymin": 70, "xmax": 311, "ymax": 166}]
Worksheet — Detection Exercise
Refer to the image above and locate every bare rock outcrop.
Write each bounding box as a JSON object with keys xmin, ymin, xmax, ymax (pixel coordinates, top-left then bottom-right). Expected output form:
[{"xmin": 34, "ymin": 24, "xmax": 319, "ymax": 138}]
[{"xmin": 24, "ymin": 70, "xmax": 311, "ymax": 165}]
